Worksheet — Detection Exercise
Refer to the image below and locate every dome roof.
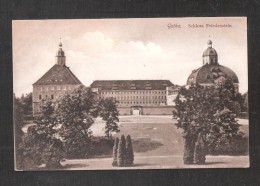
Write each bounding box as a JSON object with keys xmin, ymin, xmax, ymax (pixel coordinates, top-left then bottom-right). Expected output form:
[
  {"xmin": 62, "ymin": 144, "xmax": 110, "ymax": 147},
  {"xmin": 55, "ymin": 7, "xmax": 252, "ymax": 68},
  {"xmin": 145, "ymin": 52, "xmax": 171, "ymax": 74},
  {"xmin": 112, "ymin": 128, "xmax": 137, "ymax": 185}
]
[
  {"xmin": 202, "ymin": 46, "xmax": 218, "ymax": 57},
  {"xmin": 203, "ymin": 40, "xmax": 218, "ymax": 57},
  {"xmin": 187, "ymin": 40, "xmax": 239, "ymax": 89},
  {"xmin": 187, "ymin": 64, "xmax": 239, "ymax": 85}
]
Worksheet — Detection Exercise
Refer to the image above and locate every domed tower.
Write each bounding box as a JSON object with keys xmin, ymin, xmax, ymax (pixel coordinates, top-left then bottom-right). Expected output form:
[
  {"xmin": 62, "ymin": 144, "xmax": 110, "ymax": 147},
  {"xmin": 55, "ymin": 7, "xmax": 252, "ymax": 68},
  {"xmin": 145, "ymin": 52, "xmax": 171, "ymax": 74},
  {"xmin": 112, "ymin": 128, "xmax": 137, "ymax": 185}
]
[
  {"xmin": 187, "ymin": 40, "xmax": 239, "ymax": 92},
  {"xmin": 202, "ymin": 40, "xmax": 218, "ymax": 65},
  {"xmin": 56, "ymin": 42, "xmax": 66, "ymax": 66}
]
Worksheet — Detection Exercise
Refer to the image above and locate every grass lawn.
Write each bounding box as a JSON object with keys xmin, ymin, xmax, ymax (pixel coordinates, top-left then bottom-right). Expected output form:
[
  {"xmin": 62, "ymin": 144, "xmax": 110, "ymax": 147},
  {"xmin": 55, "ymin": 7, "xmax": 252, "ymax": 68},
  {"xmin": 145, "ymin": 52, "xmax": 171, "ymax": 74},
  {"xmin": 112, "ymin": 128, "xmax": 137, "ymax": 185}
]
[
  {"xmin": 91, "ymin": 115, "xmax": 248, "ymax": 157},
  {"xmin": 57, "ymin": 115, "xmax": 249, "ymax": 170}
]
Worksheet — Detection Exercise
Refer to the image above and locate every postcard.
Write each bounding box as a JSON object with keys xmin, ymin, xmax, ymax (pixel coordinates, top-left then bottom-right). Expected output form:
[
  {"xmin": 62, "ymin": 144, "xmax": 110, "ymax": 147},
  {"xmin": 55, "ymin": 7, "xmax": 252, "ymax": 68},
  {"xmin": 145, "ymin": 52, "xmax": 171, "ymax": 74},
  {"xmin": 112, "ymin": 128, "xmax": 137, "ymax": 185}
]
[{"xmin": 13, "ymin": 17, "xmax": 248, "ymax": 170}]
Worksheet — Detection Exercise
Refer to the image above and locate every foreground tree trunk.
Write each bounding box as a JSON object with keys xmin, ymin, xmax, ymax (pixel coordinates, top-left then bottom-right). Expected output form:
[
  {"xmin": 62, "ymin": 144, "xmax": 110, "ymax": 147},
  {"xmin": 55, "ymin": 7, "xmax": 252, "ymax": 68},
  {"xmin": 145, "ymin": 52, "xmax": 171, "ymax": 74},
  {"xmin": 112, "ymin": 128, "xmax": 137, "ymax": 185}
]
[
  {"xmin": 194, "ymin": 133, "xmax": 206, "ymax": 164},
  {"xmin": 183, "ymin": 134, "xmax": 196, "ymax": 164}
]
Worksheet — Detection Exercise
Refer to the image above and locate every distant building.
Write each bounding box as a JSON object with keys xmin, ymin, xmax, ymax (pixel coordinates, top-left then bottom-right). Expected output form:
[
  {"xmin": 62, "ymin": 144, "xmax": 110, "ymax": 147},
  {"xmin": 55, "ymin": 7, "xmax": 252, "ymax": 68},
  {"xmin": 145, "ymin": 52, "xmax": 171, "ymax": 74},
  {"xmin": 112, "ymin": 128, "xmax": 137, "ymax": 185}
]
[
  {"xmin": 187, "ymin": 40, "xmax": 239, "ymax": 92},
  {"xmin": 90, "ymin": 80, "xmax": 178, "ymax": 115},
  {"xmin": 32, "ymin": 43, "xmax": 82, "ymax": 116}
]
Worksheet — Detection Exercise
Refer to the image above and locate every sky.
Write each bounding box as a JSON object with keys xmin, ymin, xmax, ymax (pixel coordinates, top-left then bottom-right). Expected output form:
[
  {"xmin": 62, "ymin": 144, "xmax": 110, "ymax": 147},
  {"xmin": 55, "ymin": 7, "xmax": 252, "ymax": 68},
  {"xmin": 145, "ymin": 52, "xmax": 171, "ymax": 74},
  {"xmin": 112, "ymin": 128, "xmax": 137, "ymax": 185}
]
[{"xmin": 13, "ymin": 17, "xmax": 247, "ymax": 97}]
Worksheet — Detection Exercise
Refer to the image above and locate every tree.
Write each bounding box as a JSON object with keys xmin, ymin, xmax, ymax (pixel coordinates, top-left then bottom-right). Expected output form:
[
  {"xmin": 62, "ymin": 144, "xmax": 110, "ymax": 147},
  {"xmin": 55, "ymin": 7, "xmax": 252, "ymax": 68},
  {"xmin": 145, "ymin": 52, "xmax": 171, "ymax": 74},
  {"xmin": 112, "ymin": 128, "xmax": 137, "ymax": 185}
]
[
  {"xmin": 173, "ymin": 78, "xmax": 243, "ymax": 164},
  {"xmin": 21, "ymin": 93, "xmax": 33, "ymax": 114},
  {"xmin": 117, "ymin": 135, "xmax": 126, "ymax": 167},
  {"xmin": 56, "ymin": 85, "xmax": 96, "ymax": 158},
  {"xmin": 125, "ymin": 135, "xmax": 134, "ymax": 166},
  {"xmin": 19, "ymin": 98, "xmax": 64, "ymax": 168},
  {"xmin": 98, "ymin": 98, "xmax": 120, "ymax": 140},
  {"xmin": 112, "ymin": 137, "xmax": 119, "ymax": 166},
  {"xmin": 13, "ymin": 95, "xmax": 25, "ymax": 169},
  {"xmin": 242, "ymin": 92, "xmax": 248, "ymax": 112}
]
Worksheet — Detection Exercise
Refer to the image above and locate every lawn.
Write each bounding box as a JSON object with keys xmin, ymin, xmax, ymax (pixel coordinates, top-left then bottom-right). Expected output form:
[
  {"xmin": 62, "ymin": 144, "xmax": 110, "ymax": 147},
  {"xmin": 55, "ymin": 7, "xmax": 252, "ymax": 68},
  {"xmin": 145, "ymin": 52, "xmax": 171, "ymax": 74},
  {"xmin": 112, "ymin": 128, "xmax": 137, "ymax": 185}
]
[
  {"xmin": 60, "ymin": 115, "xmax": 249, "ymax": 170},
  {"xmin": 89, "ymin": 115, "xmax": 249, "ymax": 157}
]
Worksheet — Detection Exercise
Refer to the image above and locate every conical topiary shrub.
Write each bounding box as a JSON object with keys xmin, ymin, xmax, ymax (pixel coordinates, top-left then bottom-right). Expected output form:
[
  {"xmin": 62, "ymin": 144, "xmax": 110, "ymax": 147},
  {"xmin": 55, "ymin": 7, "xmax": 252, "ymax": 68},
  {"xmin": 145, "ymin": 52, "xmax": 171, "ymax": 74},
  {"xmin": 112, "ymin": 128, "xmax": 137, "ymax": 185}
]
[
  {"xmin": 112, "ymin": 137, "xmax": 119, "ymax": 166},
  {"xmin": 125, "ymin": 135, "xmax": 134, "ymax": 166},
  {"xmin": 117, "ymin": 135, "xmax": 126, "ymax": 167}
]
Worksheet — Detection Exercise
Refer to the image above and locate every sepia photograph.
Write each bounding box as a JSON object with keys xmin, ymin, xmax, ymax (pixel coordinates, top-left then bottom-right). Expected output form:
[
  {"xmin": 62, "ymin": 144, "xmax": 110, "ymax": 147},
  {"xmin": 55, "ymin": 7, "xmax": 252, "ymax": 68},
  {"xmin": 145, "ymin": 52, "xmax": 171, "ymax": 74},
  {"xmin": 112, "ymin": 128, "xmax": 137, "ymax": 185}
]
[{"xmin": 13, "ymin": 17, "xmax": 248, "ymax": 170}]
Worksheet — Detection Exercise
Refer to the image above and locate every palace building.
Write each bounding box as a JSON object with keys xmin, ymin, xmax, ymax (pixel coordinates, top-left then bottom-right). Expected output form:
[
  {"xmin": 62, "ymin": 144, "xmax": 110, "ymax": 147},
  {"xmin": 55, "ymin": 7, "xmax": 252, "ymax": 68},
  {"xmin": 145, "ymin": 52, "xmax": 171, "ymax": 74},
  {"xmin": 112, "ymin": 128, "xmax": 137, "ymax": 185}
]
[
  {"xmin": 187, "ymin": 40, "xmax": 239, "ymax": 92},
  {"xmin": 32, "ymin": 42, "xmax": 82, "ymax": 116},
  {"xmin": 90, "ymin": 80, "xmax": 178, "ymax": 115}
]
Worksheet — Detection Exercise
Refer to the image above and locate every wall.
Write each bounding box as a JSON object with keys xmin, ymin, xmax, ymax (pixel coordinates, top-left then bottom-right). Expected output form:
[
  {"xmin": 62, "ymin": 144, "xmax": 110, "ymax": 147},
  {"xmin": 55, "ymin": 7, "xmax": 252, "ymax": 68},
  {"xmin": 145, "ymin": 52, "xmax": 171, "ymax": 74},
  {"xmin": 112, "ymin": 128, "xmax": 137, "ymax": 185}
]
[
  {"xmin": 118, "ymin": 106, "xmax": 175, "ymax": 115},
  {"xmin": 99, "ymin": 89, "xmax": 167, "ymax": 107},
  {"xmin": 118, "ymin": 107, "xmax": 132, "ymax": 115},
  {"xmin": 143, "ymin": 106, "xmax": 175, "ymax": 115},
  {"xmin": 32, "ymin": 84, "xmax": 80, "ymax": 116}
]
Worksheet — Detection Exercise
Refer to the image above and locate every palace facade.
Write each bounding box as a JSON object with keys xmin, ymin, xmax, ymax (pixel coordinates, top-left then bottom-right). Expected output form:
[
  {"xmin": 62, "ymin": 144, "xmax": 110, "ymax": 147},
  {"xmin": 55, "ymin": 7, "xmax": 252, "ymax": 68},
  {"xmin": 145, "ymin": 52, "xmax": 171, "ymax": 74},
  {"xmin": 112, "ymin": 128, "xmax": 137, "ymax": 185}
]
[{"xmin": 90, "ymin": 80, "xmax": 178, "ymax": 115}]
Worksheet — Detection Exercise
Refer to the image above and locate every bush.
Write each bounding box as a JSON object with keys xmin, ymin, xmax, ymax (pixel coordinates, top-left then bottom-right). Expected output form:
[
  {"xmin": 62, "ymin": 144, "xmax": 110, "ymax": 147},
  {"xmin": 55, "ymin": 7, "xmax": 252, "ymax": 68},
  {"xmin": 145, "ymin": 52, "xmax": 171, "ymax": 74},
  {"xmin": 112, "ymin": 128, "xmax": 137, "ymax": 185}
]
[
  {"xmin": 117, "ymin": 135, "xmax": 126, "ymax": 167},
  {"xmin": 238, "ymin": 112, "xmax": 248, "ymax": 119},
  {"xmin": 209, "ymin": 136, "xmax": 248, "ymax": 156},
  {"xmin": 112, "ymin": 137, "xmax": 119, "ymax": 166},
  {"xmin": 18, "ymin": 125, "xmax": 64, "ymax": 169},
  {"xmin": 125, "ymin": 135, "xmax": 134, "ymax": 166}
]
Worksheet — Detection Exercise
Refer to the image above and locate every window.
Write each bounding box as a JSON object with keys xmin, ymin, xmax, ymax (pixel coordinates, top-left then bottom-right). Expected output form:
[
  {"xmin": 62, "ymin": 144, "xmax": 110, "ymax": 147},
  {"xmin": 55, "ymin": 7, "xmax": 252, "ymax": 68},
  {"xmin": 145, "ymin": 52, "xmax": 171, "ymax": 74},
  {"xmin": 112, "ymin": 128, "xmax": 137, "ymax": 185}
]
[
  {"xmin": 51, "ymin": 95, "xmax": 54, "ymax": 99},
  {"xmin": 46, "ymin": 95, "xmax": 48, "ymax": 98},
  {"xmin": 39, "ymin": 95, "xmax": 42, "ymax": 100}
]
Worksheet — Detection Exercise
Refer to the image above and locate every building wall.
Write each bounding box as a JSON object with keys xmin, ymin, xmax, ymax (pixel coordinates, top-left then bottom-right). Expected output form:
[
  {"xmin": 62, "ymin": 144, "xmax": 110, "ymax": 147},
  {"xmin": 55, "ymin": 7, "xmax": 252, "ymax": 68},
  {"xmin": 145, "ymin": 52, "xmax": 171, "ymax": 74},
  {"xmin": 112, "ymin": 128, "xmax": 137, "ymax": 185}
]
[
  {"xmin": 99, "ymin": 89, "xmax": 167, "ymax": 107},
  {"xmin": 118, "ymin": 107, "xmax": 132, "ymax": 115},
  {"xmin": 118, "ymin": 106, "xmax": 175, "ymax": 115},
  {"xmin": 32, "ymin": 84, "xmax": 79, "ymax": 115},
  {"xmin": 166, "ymin": 86, "xmax": 179, "ymax": 106},
  {"xmin": 143, "ymin": 106, "xmax": 175, "ymax": 115}
]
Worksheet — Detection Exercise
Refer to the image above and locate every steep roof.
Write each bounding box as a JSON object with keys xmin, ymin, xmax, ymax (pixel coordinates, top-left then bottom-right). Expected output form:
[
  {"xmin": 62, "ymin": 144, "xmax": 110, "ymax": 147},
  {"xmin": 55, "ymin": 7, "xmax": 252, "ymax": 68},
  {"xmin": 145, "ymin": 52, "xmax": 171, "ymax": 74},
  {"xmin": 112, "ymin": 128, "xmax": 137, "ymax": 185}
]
[
  {"xmin": 33, "ymin": 64, "xmax": 82, "ymax": 85},
  {"xmin": 90, "ymin": 80, "xmax": 174, "ymax": 90},
  {"xmin": 187, "ymin": 64, "xmax": 239, "ymax": 85}
]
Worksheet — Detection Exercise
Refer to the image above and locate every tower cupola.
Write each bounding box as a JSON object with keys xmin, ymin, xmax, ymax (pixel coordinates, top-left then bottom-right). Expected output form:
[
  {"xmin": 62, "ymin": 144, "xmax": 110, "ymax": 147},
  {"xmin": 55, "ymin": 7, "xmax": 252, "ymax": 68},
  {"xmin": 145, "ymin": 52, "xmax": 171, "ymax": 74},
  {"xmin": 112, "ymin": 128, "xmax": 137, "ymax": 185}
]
[
  {"xmin": 56, "ymin": 42, "xmax": 66, "ymax": 66},
  {"xmin": 202, "ymin": 40, "xmax": 218, "ymax": 65}
]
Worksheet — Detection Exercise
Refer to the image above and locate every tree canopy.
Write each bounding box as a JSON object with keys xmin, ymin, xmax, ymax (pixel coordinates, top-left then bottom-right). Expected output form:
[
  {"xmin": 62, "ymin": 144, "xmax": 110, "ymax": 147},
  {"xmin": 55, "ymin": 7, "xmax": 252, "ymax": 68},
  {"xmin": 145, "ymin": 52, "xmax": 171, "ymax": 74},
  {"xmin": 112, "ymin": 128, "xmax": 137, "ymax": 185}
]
[
  {"xmin": 55, "ymin": 85, "xmax": 96, "ymax": 158},
  {"xmin": 98, "ymin": 98, "xmax": 120, "ymax": 139},
  {"xmin": 173, "ymin": 78, "xmax": 243, "ymax": 164}
]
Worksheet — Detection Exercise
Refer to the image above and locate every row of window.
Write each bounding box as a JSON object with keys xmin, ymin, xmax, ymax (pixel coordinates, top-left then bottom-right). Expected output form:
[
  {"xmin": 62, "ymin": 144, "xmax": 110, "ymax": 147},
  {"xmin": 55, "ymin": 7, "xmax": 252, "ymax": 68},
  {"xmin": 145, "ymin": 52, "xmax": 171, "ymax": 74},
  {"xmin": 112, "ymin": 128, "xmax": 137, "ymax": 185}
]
[
  {"xmin": 39, "ymin": 94, "xmax": 54, "ymax": 100},
  {"xmin": 102, "ymin": 95, "xmax": 166, "ymax": 100},
  {"xmin": 39, "ymin": 86, "xmax": 72, "ymax": 91},
  {"xmin": 101, "ymin": 91, "xmax": 166, "ymax": 95},
  {"xmin": 118, "ymin": 101, "xmax": 166, "ymax": 105}
]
